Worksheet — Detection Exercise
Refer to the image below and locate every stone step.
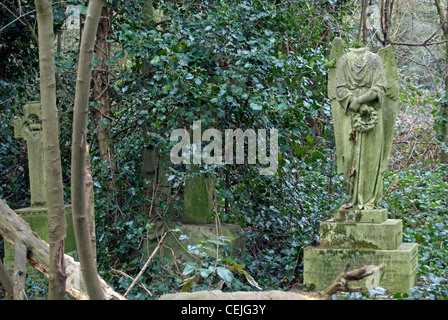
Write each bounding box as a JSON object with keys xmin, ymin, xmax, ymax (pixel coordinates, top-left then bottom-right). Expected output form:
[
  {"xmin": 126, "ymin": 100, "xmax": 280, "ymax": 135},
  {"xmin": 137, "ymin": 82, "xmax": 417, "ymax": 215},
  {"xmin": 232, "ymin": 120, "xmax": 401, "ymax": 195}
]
[
  {"xmin": 334, "ymin": 208, "xmax": 388, "ymax": 223},
  {"xmin": 319, "ymin": 219, "xmax": 402, "ymax": 250}
]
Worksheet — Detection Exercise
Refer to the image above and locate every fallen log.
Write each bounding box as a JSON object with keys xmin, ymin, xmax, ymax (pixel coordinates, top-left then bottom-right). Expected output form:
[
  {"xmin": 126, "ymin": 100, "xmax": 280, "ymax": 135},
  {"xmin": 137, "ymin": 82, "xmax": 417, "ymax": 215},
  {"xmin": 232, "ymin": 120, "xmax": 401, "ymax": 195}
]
[
  {"xmin": 0, "ymin": 258, "xmax": 13, "ymax": 297},
  {"xmin": 0, "ymin": 199, "xmax": 124, "ymax": 300}
]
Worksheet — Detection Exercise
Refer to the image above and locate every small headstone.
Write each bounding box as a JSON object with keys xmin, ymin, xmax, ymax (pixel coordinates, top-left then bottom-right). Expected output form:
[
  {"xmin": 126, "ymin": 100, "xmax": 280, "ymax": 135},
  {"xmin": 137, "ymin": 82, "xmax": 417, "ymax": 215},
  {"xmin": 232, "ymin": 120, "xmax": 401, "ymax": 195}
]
[{"xmin": 183, "ymin": 166, "xmax": 214, "ymax": 224}]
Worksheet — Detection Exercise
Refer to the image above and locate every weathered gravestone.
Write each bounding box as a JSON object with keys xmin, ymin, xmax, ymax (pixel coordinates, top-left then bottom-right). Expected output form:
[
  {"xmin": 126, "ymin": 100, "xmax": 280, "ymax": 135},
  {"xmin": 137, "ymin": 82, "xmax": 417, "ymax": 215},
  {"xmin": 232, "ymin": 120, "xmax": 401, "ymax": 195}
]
[
  {"xmin": 141, "ymin": 148, "xmax": 180, "ymax": 217},
  {"xmin": 3, "ymin": 101, "xmax": 77, "ymax": 288},
  {"xmin": 62, "ymin": 5, "xmax": 80, "ymax": 51},
  {"xmin": 143, "ymin": 155, "xmax": 243, "ymax": 265},
  {"xmin": 141, "ymin": 149, "xmax": 216, "ymax": 223},
  {"xmin": 183, "ymin": 165, "xmax": 214, "ymax": 224},
  {"xmin": 303, "ymin": 39, "xmax": 418, "ymax": 293}
]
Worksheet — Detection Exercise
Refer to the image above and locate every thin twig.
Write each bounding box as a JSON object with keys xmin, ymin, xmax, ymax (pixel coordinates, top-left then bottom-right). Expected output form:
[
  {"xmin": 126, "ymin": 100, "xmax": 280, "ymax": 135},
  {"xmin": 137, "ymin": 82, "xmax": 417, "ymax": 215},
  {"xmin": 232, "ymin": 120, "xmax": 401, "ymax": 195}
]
[
  {"xmin": 111, "ymin": 269, "xmax": 152, "ymax": 296},
  {"xmin": 123, "ymin": 232, "xmax": 167, "ymax": 298}
]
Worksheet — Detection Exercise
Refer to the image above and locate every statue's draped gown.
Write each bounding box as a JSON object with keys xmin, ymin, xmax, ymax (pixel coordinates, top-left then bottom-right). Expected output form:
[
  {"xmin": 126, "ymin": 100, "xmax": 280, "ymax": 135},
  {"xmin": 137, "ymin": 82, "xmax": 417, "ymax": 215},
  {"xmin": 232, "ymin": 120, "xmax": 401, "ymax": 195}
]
[{"xmin": 334, "ymin": 48, "xmax": 387, "ymax": 210}]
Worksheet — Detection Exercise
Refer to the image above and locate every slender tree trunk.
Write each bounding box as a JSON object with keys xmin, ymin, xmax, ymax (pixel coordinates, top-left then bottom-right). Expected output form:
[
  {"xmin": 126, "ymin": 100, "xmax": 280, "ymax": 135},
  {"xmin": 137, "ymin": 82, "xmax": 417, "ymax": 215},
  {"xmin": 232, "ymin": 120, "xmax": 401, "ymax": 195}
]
[
  {"xmin": 93, "ymin": 5, "xmax": 114, "ymax": 166},
  {"xmin": 92, "ymin": 5, "xmax": 115, "ymax": 221},
  {"xmin": 435, "ymin": 0, "xmax": 448, "ymax": 164},
  {"xmin": 380, "ymin": 0, "xmax": 394, "ymax": 46},
  {"xmin": 34, "ymin": 0, "xmax": 67, "ymax": 300},
  {"xmin": 363, "ymin": 0, "xmax": 369, "ymax": 46},
  {"xmin": 358, "ymin": 0, "xmax": 369, "ymax": 46},
  {"xmin": 85, "ymin": 145, "xmax": 96, "ymax": 260},
  {"xmin": 71, "ymin": 0, "xmax": 106, "ymax": 300},
  {"xmin": 443, "ymin": 61, "xmax": 448, "ymax": 164},
  {"xmin": 443, "ymin": 3, "xmax": 448, "ymax": 164}
]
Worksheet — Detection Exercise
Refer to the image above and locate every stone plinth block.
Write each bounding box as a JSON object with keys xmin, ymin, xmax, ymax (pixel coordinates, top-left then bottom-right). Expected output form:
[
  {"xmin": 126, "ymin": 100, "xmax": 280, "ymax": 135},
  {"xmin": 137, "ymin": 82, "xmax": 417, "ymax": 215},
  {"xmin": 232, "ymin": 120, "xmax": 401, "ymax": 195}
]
[
  {"xmin": 144, "ymin": 221, "xmax": 244, "ymax": 265},
  {"xmin": 319, "ymin": 219, "xmax": 402, "ymax": 250},
  {"xmin": 303, "ymin": 243, "xmax": 418, "ymax": 293},
  {"xmin": 334, "ymin": 208, "xmax": 388, "ymax": 223}
]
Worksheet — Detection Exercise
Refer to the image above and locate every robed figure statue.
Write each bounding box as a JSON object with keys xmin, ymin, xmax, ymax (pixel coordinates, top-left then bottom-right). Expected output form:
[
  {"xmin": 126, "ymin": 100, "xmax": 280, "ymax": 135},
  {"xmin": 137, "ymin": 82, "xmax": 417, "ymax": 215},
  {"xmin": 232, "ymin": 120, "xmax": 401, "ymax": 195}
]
[{"xmin": 328, "ymin": 38, "xmax": 399, "ymax": 211}]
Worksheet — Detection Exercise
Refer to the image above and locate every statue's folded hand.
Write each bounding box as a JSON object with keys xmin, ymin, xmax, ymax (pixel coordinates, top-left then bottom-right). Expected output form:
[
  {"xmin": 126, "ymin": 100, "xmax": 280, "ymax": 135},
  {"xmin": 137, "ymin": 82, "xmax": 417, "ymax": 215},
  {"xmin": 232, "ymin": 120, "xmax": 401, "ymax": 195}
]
[
  {"xmin": 349, "ymin": 99, "xmax": 360, "ymax": 112},
  {"xmin": 359, "ymin": 104, "xmax": 370, "ymax": 116}
]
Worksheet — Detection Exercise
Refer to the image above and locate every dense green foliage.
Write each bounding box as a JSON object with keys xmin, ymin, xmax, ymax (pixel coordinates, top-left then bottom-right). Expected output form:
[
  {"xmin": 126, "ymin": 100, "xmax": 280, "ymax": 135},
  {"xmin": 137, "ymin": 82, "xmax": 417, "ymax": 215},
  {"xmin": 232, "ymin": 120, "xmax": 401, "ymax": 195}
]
[
  {"xmin": 90, "ymin": 0, "xmax": 348, "ymax": 297},
  {"xmin": 1, "ymin": 0, "xmax": 447, "ymax": 300}
]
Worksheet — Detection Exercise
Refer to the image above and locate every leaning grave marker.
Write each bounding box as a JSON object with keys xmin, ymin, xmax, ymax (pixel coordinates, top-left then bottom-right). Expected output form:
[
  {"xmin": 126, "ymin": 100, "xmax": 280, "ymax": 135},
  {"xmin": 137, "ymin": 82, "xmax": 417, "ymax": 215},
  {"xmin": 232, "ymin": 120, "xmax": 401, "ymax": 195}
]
[{"xmin": 303, "ymin": 38, "xmax": 418, "ymax": 293}]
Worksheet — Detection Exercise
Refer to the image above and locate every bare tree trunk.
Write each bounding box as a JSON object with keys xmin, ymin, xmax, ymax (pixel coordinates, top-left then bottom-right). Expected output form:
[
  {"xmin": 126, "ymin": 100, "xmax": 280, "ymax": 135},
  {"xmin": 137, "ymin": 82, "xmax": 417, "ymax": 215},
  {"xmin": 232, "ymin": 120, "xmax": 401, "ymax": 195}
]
[
  {"xmin": 71, "ymin": 0, "xmax": 106, "ymax": 300},
  {"xmin": 85, "ymin": 145, "xmax": 96, "ymax": 260},
  {"xmin": 13, "ymin": 242, "xmax": 27, "ymax": 300},
  {"xmin": 93, "ymin": 6, "xmax": 114, "ymax": 166},
  {"xmin": 362, "ymin": 0, "xmax": 369, "ymax": 46},
  {"xmin": 435, "ymin": 0, "xmax": 448, "ymax": 164},
  {"xmin": 443, "ymin": 4, "xmax": 448, "ymax": 165},
  {"xmin": 92, "ymin": 5, "xmax": 115, "ymax": 221},
  {"xmin": 34, "ymin": 0, "xmax": 67, "ymax": 300},
  {"xmin": 358, "ymin": 0, "xmax": 369, "ymax": 46},
  {"xmin": 380, "ymin": 0, "xmax": 394, "ymax": 46},
  {"xmin": 0, "ymin": 199, "xmax": 124, "ymax": 300}
]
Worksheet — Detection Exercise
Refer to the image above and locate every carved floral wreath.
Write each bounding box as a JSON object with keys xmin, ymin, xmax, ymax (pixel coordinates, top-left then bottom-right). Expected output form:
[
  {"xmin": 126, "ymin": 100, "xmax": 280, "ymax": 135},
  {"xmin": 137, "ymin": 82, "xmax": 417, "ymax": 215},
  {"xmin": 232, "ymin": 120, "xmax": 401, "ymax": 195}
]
[{"xmin": 352, "ymin": 106, "xmax": 378, "ymax": 132}]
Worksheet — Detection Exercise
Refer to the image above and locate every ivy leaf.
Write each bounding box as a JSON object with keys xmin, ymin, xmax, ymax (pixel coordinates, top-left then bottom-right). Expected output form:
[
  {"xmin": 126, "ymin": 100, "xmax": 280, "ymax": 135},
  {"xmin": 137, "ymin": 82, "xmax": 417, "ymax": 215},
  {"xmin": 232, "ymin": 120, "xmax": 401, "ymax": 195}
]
[
  {"xmin": 240, "ymin": 270, "xmax": 262, "ymax": 290},
  {"xmin": 182, "ymin": 262, "xmax": 196, "ymax": 276},
  {"xmin": 230, "ymin": 84, "xmax": 244, "ymax": 96},
  {"xmin": 217, "ymin": 267, "xmax": 234, "ymax": 285},
  {"xmin": 181, "ymin": 276, "xmax": 195, "ymax": 292},
  {"xmin": 250, "ymin": 103, "xmax": 262, "ymax": 111},
  {"xmin": 199, "ymin": 267, "xmax": 216, "ymax": 279}
]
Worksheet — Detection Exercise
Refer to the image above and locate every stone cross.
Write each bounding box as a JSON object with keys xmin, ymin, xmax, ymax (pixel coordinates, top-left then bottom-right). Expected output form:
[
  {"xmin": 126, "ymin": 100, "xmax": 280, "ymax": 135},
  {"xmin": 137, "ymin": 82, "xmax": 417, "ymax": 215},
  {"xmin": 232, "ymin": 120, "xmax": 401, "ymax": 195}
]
[{"xmin": 14, "ymin": 101, "xmax": 47, "ymax": 206}]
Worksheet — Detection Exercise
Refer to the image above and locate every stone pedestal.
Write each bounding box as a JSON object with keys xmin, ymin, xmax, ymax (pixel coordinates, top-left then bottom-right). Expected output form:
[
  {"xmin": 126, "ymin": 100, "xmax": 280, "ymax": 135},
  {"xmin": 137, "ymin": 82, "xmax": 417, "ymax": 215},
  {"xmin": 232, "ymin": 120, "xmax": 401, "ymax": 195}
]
[
  {"xmin": 303, "ymin": 209, "xmax": 418, "ymax": 293},
  {"xmin": 3, "ymin": 205, "xmax": 78, "ymax": 284}
]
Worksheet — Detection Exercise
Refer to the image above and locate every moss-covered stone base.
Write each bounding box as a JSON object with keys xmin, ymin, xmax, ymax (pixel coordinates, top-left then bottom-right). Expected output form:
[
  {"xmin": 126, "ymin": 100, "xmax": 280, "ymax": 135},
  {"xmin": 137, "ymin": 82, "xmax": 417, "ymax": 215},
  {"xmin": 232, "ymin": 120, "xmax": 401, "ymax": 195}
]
[
  {"xmin": 334, "ymin": 208, "xmax": 388, "ymax": 223},
  {"xmin": 319, "ymin": 219, "xmax": 402, "ymax": 250},
  {"xmin": 3, "ymin": 205, "xmax": 77, "ymax": 283},
  {"xmin": 303, "ymin": 243, "xmax": 418, "ymax": 293}
]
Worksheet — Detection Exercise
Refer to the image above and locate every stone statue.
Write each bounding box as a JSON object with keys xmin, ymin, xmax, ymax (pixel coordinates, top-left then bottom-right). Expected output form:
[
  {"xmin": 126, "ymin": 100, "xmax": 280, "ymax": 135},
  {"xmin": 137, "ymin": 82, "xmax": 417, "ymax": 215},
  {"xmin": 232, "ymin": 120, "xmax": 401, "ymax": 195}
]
[{"xmin": 328, "ymin": 38, "xmax": 399, "ymax": 211}]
